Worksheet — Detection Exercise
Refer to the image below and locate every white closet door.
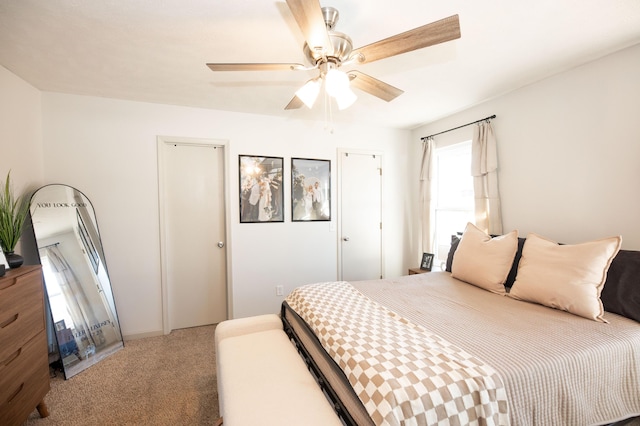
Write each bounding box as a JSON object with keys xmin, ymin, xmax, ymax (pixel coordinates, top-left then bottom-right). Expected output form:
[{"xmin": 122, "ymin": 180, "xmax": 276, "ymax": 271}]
[
  {"xmin": 159, "ymin": 140, "xmax": 227, "ymax": 331},
  {"xmin": 339, "ymin": 151, "xmax": 383, "ymax": 281}
]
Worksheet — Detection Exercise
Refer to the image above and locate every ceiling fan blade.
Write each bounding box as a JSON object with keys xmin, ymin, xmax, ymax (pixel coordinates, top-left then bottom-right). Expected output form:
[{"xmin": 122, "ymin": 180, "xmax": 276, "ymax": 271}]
[
  {"xmin": 352, "ymin": 15, "xmax": 460, "ymax": 64},
  {"xmin": 285, "ymin": 0, "xmax": 332, "ymax": 54},
  {"xmin": 284, "ymin": 95, "xmax": 304, "ymax": 110},
  {"xmin": 207, "ymin": 63, "xmax": 305, "ymax": 72},
  {"xmin": 347, "ymin": 70, "xmax": 404, "ymax": 102}
]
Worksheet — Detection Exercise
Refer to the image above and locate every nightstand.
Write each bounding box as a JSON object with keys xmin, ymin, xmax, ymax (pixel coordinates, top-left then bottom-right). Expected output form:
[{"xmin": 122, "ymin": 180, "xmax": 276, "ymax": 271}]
[{"xmin": 408, "ymin": 267, "xmax": 430, "ymax": 275}]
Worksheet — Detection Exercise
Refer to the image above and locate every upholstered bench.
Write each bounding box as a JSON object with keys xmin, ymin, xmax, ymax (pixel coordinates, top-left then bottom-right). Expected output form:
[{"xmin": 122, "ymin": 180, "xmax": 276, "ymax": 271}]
[{"xmin": 214, "ymin": 314, "xmax": 342, "ymax": 426}]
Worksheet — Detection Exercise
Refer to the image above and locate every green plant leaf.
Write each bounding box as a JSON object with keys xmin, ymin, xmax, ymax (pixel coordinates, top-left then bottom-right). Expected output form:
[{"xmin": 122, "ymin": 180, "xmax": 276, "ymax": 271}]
[{"xmin": 0, "ymin": 171, "xmax": 30, "ymax": 252}]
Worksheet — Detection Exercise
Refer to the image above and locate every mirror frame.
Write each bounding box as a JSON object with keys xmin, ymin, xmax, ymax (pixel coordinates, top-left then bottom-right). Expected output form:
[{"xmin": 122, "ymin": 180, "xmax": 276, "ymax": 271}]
[{"xmin": 29, "ymin": 184, "xmax": 124, "ymax": 379}]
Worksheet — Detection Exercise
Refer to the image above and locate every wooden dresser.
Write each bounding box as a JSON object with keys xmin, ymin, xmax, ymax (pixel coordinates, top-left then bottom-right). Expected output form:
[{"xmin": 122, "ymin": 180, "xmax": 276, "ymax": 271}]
[{"xmin": 0, "ymin": 265, "xmax": 50, "ymax": 425}]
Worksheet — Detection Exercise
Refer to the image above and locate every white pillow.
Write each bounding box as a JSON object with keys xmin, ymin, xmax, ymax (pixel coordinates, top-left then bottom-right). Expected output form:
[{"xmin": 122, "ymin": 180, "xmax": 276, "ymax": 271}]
[
  {"xmin": 508, "ymin": 233, "xmax": 622, "ymax": 322},
  {"xmin": 451, "ymin": 223, "xmax": 518, "ymax": 295}
]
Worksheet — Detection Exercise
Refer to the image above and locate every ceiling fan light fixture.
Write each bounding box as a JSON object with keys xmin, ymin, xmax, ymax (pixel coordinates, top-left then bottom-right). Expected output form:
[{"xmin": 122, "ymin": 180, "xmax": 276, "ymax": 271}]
[
  {"xmin": 325, "ymin": 68, "xmax": 357, "ymax": 110},
  {"xmin": 334, "ymin": 87, "xmax": 357, "ymax": 110},
  {"xmin": 295, "ymin": 78, "xmax": 322, "ymax": 108},
  {"xmin": 325, "ymin": 68, "xmax": 349, "ymax": 97}
]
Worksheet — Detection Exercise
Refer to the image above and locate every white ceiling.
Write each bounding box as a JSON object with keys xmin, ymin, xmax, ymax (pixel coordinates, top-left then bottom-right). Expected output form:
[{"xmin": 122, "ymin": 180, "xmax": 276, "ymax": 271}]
[{"xmin": 1, "ymin": 0, "xmax": 639, "ymax": 129}]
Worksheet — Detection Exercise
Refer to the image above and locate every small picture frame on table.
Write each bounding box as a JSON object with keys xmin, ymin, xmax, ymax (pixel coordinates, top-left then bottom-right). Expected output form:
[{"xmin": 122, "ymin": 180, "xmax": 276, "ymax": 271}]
[{"xmin": 420, "ymin": 252, "xmax": 434, "ymax": 271}]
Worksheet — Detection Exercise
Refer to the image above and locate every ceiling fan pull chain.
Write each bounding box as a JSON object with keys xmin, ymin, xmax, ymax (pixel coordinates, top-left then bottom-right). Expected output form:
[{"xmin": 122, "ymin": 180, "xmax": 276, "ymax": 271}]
[{"xmin": 323, "ymin": 89, "xmax": 334, "ymax": 134}]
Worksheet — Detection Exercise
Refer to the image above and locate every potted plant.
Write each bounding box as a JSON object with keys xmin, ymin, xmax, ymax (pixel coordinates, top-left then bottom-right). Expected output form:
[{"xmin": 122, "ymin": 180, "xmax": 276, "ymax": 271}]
[{"xmin": 0, "ymin": 171, "xmax": 30, "ymax": 268}]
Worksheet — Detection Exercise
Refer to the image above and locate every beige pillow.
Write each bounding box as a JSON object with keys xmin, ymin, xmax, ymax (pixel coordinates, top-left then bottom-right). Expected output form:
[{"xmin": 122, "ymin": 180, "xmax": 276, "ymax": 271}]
[
  {"xmin": 509, "ymin": 233, "xmax": 622, "ymax": 322},
  {"xmin": 451, "ymin": 223, "xmax": 518, "ymax": 294}
]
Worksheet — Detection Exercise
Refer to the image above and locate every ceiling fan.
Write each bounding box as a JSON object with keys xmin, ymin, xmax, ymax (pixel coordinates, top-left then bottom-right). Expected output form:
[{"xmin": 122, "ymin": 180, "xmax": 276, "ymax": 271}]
[{"xmin": 206, "ymin": 0, "xmax": 460, "ymax": 111}]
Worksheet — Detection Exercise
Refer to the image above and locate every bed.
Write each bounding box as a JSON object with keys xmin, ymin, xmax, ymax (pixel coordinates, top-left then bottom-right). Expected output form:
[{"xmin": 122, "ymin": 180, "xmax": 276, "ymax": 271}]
[{"xmin": 281, "ymin": 227, "xmax": 640, "ymax": 426}]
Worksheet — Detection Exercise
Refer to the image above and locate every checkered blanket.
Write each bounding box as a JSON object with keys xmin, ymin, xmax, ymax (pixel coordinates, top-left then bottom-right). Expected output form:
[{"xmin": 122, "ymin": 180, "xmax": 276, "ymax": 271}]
[{"xmin": 286, "ymin": 281, "xmax": 510, "ymax": 426}]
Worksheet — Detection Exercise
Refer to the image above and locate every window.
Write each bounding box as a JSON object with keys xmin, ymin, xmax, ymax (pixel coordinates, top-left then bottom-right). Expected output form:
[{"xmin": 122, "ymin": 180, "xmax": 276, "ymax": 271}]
[
  {"xmin": 432, "ymin": 141, "xmax": 474, "ymax": 269},
  {"xmin": 40, "ymin": 255, "xmax": 75, "ymax": 330}
]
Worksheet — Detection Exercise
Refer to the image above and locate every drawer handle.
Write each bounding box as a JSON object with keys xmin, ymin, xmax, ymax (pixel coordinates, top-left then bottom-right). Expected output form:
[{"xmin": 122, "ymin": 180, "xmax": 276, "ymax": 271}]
[
  {"xmin": 0, "ymin": 313, "xmax": 18, "ymax": 329},
  {"xmin": 1, "ymin": 347, "xmax": 22, "ymax": 367},
  {"xmin": 7, "ymin": 382, "xmax": 24, "ymax": 404},
  {"xmin": 0, "ymin": 277, "xmax": 18, "ymax": 291}
]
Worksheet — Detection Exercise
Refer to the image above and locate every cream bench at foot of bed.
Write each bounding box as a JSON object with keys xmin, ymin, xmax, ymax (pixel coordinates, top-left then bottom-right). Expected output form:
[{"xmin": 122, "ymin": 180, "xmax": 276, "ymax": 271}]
[{"xmin": 215, "ymin": 314, "xmax": 343, "ymax": 426}]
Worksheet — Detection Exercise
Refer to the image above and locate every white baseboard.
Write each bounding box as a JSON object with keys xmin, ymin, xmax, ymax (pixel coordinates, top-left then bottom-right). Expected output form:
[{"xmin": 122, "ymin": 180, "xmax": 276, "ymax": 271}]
[{"xmin": 123, "ymin": 330, "xmax": 163, "ymax": 341}]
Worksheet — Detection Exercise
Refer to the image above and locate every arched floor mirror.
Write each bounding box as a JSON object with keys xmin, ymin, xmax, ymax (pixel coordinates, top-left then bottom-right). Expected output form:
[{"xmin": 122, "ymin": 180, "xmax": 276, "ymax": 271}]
[{"xmin": 30, "ymin": 184, "xmax": 123, "ymax": 379}]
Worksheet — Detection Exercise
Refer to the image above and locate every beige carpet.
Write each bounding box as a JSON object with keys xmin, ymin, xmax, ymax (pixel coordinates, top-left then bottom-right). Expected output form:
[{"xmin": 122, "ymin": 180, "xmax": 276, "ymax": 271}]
[{"xmin": 23, "ymin": 325, "xmax": 219, "ymax": 426}]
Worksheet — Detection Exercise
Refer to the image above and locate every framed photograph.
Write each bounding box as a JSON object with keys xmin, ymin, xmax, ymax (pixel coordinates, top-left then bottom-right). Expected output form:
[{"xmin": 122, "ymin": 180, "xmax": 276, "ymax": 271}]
[
  {"xmin": 239, "ymin": 155, "xmax": 284, "ymax": 223},
  {"xmin": 420, "ymin": 252, "xmax": 434, "ymax": 271},
  {"xmin": 291, "ymin": 158, "xmax": 331, "ymax": 221}
]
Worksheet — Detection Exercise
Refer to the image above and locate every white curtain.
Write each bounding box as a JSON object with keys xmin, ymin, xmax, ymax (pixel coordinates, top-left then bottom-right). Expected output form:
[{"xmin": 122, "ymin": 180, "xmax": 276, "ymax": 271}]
[
  {"xmin": 420, "ymin": 138, "xmax": 434, "ymax": 252},
  {"xmin": 45, "ymin": 245, "xmax": 101, "ymax": 353},
  {"xmin": 471, "ymin": 121, "xmax": 503, "ymax": 234}
]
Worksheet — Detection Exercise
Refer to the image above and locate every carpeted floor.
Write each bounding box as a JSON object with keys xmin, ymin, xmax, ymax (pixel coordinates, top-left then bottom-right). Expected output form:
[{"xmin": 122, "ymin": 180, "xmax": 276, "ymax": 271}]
[{"xmin": 23, "ymin": 325, "xmax": 219, "ymax": 426}]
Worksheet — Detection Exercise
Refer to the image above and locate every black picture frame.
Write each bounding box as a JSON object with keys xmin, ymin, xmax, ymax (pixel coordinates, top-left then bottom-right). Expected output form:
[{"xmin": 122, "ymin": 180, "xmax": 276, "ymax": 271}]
[
  {"xmin": 239, "ymin": 155, "xmax": 284, "ymax": 223},
  {"xmin": 291, "ymin": 158, "xmax": 331, "ymax": 222},
  {"xmin": 420, "ymin": 252, "xmax": 434, "ymax": 271}
]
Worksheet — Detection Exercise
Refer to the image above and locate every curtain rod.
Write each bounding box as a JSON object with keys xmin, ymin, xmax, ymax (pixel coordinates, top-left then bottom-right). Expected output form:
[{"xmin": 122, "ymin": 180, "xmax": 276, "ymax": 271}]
[{"xmin": 420, "ymin": 114, "xmax": 496, "ymax": 141}]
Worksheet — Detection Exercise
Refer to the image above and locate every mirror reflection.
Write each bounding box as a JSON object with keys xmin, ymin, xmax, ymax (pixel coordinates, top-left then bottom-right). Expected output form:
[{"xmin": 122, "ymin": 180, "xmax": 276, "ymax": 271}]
[{"xmin": 30, "ymin": 184, "xmax": 123, "ymax": 379}]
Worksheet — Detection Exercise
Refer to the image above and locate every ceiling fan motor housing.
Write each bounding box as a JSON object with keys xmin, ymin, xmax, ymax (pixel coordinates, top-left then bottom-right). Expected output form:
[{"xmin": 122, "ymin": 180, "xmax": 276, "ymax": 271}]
[
  {"xmin": 303, "ymin": 32, "xmax": 352, "ymax": 65},
  {"xmin": 303, "ymin": 7, "xmax": 352, "ymax": 65}
]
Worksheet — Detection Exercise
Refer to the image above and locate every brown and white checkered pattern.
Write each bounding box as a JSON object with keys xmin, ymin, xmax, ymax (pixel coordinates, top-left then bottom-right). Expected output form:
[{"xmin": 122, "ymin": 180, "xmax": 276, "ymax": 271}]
[{"xmin": 286, "ymin": 282, "xmax": 510, "ymax": 426}]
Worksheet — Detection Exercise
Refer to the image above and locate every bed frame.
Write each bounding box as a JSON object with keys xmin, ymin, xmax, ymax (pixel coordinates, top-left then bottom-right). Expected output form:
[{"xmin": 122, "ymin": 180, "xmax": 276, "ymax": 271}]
[{"xmin": 281, "ymin": 301, "xmax": 365, "ymax": 426}]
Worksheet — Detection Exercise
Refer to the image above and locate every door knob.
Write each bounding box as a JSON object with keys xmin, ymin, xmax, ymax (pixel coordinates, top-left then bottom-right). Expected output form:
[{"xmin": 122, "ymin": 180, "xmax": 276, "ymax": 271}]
[
  {"xmin": 343, "ymin": 237, "xmax": 350, "ymax": 241},
  {"xmin": 217, "ymin": 242, "xmax": 225, "ymax": 248}
]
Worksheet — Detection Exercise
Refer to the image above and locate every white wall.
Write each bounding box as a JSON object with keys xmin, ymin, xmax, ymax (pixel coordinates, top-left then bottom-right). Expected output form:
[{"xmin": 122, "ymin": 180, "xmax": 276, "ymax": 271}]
[
  {"xmin": 38, "ymin": 93, "xmax": 415, "ymax": 337},
  {"xmin": 0, "ymin": 66, "xmax": 45, "ymax": 264},
  {"xmin": 412, "ymin": 43, "xmax": 640, "ymax": 250},
  {"xmin": 0, "ymin": 67, "xmax": 44, "ymax": 204}
]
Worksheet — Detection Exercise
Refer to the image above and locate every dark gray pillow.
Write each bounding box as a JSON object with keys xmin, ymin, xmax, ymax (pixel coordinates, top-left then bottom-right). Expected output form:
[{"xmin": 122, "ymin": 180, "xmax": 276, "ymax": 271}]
[
  {"xmin": 445, "ymin": 234, "xmax": 461, "ymax": 272},
  {"xmin": 601, "ymin": 249, "xmax": 640, "ymax": 323},
  {"xmin": 504, "ymin": 237, "xmax": 526, "ymax": 288}
]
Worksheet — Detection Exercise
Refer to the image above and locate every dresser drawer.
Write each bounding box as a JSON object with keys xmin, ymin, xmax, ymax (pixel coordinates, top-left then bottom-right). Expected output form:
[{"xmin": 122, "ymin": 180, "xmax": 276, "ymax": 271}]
[
  {"xmin": 0, "ymin": 268, "xmax": 45, "ymax": 362},
  {"xmin": 0, "ymin": 330, "xmax": 50, "ymax": 426}
]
